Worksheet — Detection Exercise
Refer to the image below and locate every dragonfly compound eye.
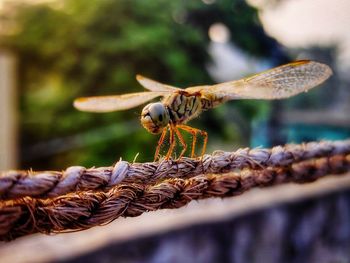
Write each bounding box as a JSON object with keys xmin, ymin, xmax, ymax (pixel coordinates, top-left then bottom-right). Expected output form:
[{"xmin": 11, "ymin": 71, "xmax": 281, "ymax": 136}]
[{"xmin": 141, "ymin": 103, "xmax": 170, "ymax": 134}]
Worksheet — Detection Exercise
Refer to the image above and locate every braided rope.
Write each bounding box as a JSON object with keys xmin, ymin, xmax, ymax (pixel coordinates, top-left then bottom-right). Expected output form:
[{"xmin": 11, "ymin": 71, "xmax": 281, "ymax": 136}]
[
  {"xmin": 1, "ymin": 154, "xmax": 349, "ymax": 241},
  {"xmin": 1, "ymin": 140, "xmax": 349, "ymax": 200}
]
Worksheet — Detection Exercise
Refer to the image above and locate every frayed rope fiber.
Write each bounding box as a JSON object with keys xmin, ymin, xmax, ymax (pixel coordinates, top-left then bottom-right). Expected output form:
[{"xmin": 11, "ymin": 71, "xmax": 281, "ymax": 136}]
[
  {"xmin": 1, "ymin": 140, "xmax": 350, "ymax": 201},
  {"xmin": 1, "ymin": 153, "xmax": 350, "ymax": 241}
]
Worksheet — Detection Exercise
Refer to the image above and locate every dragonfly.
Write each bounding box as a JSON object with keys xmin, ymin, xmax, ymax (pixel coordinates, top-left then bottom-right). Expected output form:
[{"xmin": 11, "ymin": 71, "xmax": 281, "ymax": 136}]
[{"xmin": 74, "ymin": 60, "xmax": 332, "ymax": 160}]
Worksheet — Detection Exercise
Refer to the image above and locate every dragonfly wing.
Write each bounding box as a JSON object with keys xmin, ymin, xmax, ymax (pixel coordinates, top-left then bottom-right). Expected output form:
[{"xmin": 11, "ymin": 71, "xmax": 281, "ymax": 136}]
[
  {"xmin": 197, "ymin": 60, "xmax": 332, "ymax": 100},
  {"xmin": 74, "ymin": 91, "xmax": 167, "ymax": 112},
  {"xmin": 136, "ymin": 75, "xmax": 180, "ymax": 92}
]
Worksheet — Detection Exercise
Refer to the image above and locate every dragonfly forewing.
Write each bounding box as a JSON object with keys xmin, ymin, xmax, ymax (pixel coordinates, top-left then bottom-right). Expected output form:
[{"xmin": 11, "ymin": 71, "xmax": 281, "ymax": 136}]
[
  {"xmin": 192, "ymin": 60, "xmax": 332, "ymax": 101},
  {"xmin": 136, "ymin": 75, "xmax": 180, "ymax": 92},
  {"xmin": 74, "ymin": 91, "xmax": 167, "ymax": 112}
]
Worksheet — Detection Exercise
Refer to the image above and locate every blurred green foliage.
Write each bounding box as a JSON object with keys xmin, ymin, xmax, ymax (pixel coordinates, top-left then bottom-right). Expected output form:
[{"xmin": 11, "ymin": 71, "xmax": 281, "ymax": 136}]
[{"xmin": 3, "ymin": 0, "xmax": 279, "ymax": 169}]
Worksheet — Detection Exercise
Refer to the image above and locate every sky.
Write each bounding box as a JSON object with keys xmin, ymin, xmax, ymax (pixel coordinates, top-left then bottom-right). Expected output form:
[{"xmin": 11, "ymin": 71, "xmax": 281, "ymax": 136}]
[
  {"xmin": 207, "ymin": 0, "xmax": 350, "ymax": 81},
  {"xmin": 247, "ymin": 0, "xmax": 350, "ymax": 70}
]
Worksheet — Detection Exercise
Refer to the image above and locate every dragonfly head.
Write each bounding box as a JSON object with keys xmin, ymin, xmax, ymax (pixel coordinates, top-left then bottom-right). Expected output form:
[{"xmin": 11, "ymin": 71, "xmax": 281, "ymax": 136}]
[{"xmin": 141, "ymin": 102, "xmax": 170, "ymax": 134}]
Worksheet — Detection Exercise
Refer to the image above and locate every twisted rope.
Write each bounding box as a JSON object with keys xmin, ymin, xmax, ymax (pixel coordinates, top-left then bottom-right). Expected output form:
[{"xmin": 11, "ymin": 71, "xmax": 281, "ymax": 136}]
[
  {"xmin": 1, "ymin": 154, "xmax": 349, "ymax": 241},
  {"xmin": 1, "ymin": 140, "xmax": 350, "ymax": 200}
]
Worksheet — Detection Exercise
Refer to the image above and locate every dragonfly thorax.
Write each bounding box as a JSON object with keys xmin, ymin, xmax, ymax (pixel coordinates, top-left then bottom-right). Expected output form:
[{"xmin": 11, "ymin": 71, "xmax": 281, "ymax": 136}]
[{"xmin": 141, "ymin": 102, "xmax": 170, "ymax": 134}]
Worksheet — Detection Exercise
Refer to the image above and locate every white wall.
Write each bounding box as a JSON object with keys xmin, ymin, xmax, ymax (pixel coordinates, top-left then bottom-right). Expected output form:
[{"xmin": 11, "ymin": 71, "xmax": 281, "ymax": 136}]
[{"xmin": 0, "ymin": 50, "xmax": 17, "ymax": 170}]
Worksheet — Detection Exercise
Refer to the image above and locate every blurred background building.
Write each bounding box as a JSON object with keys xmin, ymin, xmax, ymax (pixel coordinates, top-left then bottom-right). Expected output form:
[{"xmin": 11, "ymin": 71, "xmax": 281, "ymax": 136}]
[{"xmin": 0, "ymin": 0, "xmax": 349, "ymax": 170}]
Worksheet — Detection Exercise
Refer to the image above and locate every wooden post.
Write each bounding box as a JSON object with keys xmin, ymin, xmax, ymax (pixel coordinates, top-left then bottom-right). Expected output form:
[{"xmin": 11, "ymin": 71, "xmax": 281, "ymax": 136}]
[{"xmin": 0, "ymin": 51, "xmax": 17, "ymax": 170}]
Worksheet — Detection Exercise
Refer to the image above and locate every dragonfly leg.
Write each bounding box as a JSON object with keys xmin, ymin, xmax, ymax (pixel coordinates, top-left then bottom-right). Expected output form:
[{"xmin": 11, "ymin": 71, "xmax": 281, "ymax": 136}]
[
  {"xmin": 200, "ymin": 130, "xmax": 208, "ymax": 158},
  {"xmin": 178, "ymin": 125, "xmax": 197, "ymax": 158},
  {"xmin": 165, "ymin": 125, "xmax": 176, "ymax": 160},
  {"xmin": 154, "ymin": 127, "xmax": 168, "ymax": 161},
  {"xmin": 178, "ymin": 125, "xmax": 208, "ymax": 158},
  {"xmin": 174, "ymin": 127, "xmax": 187, "ymax": 159}
]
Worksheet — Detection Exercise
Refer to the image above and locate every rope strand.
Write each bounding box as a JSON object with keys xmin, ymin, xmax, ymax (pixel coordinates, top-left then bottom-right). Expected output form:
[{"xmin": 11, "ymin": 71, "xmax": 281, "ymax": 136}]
[
  {"xmin": 1, "ymin": 140, "xmax": 349, "ymax": 200},
  {"xmin": 1, "ymin": 154, "xmax": 349, "ymax": 241}
]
